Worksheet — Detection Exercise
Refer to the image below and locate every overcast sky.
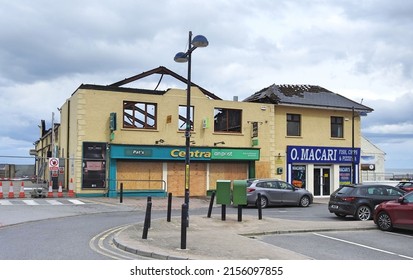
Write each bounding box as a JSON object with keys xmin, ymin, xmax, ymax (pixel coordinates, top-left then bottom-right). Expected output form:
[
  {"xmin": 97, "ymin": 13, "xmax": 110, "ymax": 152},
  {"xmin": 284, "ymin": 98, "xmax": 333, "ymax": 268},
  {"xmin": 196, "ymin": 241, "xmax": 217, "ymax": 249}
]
[{"xmin": 1, "ymin": 0, "xmax": 412, "ymax": 171}]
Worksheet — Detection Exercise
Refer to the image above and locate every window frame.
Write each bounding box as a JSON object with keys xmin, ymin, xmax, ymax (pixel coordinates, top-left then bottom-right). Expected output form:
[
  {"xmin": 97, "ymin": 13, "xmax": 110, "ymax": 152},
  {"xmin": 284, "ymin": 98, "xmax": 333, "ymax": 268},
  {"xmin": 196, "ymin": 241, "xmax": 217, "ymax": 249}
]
[
  {"xmin": 331, "ymin": 116, "xmax": 344, "ymax": 138},
  {"xmin": 178, "ymin": 105, "xmax": 194, "ymax": 131},
  {"xmin": 286, "ymin": 113, "xmax": 301, "ymax": 136},
  {"xmin": 123, "ymin": 101, "xmax": 157, "ymax": 129},
  {"xmin": 213, "ymin": 108, "xmax": 242, "ymax": 133}
]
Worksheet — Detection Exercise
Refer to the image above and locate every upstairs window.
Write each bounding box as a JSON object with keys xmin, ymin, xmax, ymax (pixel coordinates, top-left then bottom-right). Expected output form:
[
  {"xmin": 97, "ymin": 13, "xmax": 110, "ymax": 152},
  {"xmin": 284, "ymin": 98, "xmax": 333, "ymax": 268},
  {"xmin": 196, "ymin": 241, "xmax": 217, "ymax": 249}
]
[
  {"xmin": 331, "ymin": 116, "xmax": 344, "ymax": 138},
  {"xmin": 287, "ymin": 114, "xmax": 301, "ymax": 136},
  {"xmin": 214, "ymin": 108, "xmax": 242, "ymax": 133},
  {"xmin": 123, "ymin": 101, "xmax": 157, "ymax": 129},
  {"xmin": 178, "ymin": 105, "xmax": 194, "ymax": 131}
]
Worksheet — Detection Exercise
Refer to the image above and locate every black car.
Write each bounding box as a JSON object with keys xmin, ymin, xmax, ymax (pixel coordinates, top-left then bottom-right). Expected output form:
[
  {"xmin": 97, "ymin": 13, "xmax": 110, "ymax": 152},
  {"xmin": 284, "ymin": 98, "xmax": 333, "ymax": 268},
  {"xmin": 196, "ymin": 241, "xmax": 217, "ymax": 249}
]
[
  {"xmin": 328, "ymin": 184, "xmax": 405, "ymax": 221},
  {"xmin": 395, "ymin": 181, "xmax": 413, "ymax": 192}
]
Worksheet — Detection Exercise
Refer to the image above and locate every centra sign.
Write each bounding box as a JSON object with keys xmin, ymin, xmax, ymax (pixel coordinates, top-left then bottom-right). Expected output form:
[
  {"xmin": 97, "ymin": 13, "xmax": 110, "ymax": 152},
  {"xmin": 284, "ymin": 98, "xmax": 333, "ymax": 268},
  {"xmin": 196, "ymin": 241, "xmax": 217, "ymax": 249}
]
[{"xmin": 170, "ymin": 149, "xmax": 211, "ymax": 159}]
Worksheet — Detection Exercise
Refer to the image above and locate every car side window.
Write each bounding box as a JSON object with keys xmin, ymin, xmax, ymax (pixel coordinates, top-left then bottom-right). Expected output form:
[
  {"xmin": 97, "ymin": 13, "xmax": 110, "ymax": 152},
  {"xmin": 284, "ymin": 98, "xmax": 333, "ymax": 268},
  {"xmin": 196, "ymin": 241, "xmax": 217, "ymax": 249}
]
[
  {"xmin": 356, "ymin": 188, "xmax": 368, "ymax": 195},
  {"xmin": 278, "ymin": 181, "xmax": 293, "ymax": 190},
  {"xmin": 256, "ymin": 182, "xmax": 267, "ymax": 188},
  {"xmin": 405, "ymin": 193, "xmax": 413, "ymax": 203},
  {"xmin": 386, "ymin": 187, "xmax": 403, "ymax": 196},
  {"xmin": 368, "ymin": 187, "xmax": 383, "ymax": 195},
  {"xmin": 367, "ymin": 187, "xmax": 376, "ymax": 195},
  {"xmin": 272, "ymin": 181, "xmax": 281, "ymax": 189}
]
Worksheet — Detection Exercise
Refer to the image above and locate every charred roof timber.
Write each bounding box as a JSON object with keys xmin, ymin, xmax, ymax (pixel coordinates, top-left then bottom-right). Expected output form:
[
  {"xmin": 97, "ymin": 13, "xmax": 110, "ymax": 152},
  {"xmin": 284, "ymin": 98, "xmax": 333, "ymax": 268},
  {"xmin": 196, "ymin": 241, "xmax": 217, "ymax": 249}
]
[{"xmin": 243, "ymin": 84, "xmax": 373, "ymax": 114}]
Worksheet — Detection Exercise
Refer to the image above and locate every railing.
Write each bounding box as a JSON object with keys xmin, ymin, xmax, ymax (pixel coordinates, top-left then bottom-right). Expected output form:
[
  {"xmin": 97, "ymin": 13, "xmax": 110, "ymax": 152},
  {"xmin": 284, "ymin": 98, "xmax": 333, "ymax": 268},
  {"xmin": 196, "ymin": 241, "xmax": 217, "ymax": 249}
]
[
  {"xmin": 105, "ymin": 179, "xmax": 167, "ymax": 197},
  {"xmin": 361, "ymin": 171, "xmax": 413, "ymax": 182}
]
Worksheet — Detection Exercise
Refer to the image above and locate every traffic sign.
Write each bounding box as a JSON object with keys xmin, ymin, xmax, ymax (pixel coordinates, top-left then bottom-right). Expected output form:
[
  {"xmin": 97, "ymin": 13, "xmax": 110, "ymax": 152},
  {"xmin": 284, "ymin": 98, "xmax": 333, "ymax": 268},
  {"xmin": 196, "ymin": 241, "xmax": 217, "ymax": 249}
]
[{"xmin": 49, "ymin": 158, "xmax": 59, "ymax": 171}]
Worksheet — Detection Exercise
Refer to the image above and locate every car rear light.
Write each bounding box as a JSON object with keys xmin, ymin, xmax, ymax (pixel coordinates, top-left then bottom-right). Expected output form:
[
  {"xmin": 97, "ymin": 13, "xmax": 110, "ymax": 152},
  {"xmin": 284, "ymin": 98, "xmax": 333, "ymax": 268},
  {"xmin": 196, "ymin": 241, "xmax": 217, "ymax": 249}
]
[
  {"xmin": 247, "ymin": 187, "xmax": 255, "ymax": 193},
  {"xmin": 342, "ymin": 197, "xmax": 356, "ymax": 202}
]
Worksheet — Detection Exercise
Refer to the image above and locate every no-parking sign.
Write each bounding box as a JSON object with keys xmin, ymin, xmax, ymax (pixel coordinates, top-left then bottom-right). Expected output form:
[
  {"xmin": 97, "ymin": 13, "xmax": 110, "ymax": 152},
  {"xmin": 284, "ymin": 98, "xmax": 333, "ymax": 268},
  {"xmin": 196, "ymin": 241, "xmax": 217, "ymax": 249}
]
[{"xmin": 49, "ymin": 157, "xmax": 59, "ymax": 171}]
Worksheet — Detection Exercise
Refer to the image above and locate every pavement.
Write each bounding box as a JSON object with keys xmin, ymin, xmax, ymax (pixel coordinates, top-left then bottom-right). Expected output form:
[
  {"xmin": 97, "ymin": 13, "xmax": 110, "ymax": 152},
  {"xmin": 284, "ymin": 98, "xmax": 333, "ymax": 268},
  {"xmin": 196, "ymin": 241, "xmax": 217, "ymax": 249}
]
[{"xmin": 89, "ymin": 196, "xmax": 377, "ymax": 260}]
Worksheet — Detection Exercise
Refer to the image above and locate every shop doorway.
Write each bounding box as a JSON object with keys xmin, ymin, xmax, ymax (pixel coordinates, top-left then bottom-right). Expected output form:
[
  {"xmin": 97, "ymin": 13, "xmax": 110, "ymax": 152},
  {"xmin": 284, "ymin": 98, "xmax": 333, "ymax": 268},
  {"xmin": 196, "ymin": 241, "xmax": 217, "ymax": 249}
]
[{"xmin": 314, "ymin": 167, "xmax": 331, "ymax": 196}]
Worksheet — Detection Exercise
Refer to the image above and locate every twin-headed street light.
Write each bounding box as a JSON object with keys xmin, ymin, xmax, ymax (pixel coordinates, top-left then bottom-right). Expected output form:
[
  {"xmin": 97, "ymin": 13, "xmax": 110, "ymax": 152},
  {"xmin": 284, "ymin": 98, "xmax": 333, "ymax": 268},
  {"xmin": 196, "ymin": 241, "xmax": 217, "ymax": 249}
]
[{"xmin": 174, "ymin": 31, "xmax": 208, "ymax": 249}]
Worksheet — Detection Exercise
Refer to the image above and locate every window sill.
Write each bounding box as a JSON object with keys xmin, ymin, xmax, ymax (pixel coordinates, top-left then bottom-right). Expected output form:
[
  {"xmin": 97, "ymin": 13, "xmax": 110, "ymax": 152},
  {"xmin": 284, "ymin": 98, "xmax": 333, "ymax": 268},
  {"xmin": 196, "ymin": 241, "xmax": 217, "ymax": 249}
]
[
  {"xmin": 213, "ymin": 132, "xmax": 244, "ymax": 136},
  {"xmin": 121, "ymin": 128, "xmax": 159, "ymax": 132}
]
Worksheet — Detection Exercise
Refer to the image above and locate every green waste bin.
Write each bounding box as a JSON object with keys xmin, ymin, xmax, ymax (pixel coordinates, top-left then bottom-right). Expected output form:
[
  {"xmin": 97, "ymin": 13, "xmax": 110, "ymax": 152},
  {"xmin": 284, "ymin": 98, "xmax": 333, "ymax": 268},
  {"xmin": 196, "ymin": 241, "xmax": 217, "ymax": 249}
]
[
  {"xmin": 232, "ymin": 180, "xmax": 247, "ymax": 206},
  {"xmin": 216, "ymin": 180, "xmax": 231, "ymax": 205}
]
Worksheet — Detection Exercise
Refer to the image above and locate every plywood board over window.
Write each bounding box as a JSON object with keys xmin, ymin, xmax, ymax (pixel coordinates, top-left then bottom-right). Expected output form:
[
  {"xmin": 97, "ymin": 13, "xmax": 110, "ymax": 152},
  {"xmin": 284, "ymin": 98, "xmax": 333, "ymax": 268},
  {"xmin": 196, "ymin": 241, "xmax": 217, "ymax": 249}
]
[
  {"xmin": 209, "ymin": 162, "xmax": 248, "ymax": 189},
  {"xmin": 167, "ymin": 162, "xmax": 207, "ymax": 196},
  {"xmin": 117, "ymin": 161, "xmax": 163, "ymax": 190}
]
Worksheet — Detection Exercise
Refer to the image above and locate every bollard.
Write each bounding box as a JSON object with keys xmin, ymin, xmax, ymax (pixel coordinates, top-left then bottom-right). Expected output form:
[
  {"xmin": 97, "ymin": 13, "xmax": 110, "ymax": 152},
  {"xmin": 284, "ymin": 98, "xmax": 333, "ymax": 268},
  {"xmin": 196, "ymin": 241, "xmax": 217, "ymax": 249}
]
[
  {"xmin": 181, "ymin": 203, "xmax": 188, "ymax": 249},
  {"xmin": 221, "ymin": 204, "xmax": 226, "ymax": 221},
  {"xmin": 142, "ymin": 197, "xmax": 152, "ymax": 239},
  {"xmin": 119, "ymin": 183, "xmax": 123, "ymax": 203},
  {"xmin": 207, "ymin": 191, "xmax": 216, "ymax": 218},
  {"xmin": 238, "ymin": 205, "xmax": 242, "ymax": 222},
  {"xmin": 257, "ymin": 193, "xmax": 263, "ymax": 220},
  {"xmin": 147, "ymin": 196, "xmax": 152, "ymax": 229},
  {"xmin": 167, "ymin": 192, "xmax": 172, "ymax": 222}
]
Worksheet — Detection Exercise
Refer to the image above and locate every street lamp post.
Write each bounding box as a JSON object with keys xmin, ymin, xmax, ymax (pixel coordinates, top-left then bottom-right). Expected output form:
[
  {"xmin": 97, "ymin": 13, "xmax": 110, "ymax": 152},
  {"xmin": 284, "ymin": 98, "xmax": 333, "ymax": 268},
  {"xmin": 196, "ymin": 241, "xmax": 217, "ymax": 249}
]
[
  {"xmin": 174, "ymin": 31, "xmax": 208, "ymax": 249},
  {"xmin": 352, "ymin": 106, "xmax": 355, "ymax": 184}
]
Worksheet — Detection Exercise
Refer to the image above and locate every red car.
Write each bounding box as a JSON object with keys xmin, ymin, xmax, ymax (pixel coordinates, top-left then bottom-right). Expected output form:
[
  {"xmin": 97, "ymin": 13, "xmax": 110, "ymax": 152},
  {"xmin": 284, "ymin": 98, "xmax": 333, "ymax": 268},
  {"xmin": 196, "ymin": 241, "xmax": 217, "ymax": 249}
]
[
  {"xmin": 373, "ymin": 192, "xmax": 413, "ymax": 231},
  {"xmin": 395, "ymin": 181, "xmax": 413, "ymax": 192}
]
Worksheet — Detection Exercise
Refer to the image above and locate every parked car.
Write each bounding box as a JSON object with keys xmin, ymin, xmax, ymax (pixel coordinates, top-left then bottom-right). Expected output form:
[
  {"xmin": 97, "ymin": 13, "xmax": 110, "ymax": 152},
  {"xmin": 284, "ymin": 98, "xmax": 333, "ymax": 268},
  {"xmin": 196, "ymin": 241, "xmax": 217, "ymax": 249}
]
[
  {"xmin": 373, "ymin": 191, "xmax": 413, "ymax": 231},
  {"xmin": 328, "ymin": 184, "xmax": 405, "ymax": 221},
  {"xmin": 246, "ymin": 178, "xmax": 313, "ymax": 208},
  {"xmin": 395, "ymin": 181, "xmax": 413, "ymax": 192}
]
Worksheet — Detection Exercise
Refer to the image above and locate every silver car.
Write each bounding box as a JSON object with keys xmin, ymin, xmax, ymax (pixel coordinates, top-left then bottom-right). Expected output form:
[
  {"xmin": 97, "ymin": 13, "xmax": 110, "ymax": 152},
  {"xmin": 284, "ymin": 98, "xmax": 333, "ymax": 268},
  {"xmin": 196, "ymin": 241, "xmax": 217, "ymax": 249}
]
[{"xmin": 247, "ymin": 178, "xmax": 313, "ymax": 208}]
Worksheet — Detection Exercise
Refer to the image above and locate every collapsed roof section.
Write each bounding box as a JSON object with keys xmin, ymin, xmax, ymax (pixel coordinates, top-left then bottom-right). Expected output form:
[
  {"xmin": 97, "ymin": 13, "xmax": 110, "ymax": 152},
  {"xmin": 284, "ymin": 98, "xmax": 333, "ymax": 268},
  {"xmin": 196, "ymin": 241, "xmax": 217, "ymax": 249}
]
[
  {"xmin": 243, "ymin": 84, "xmax": 373, "ymax": 113},
  {"xmin": 108, "ymin": 66, "xmax": 222, "ymax": 100}
]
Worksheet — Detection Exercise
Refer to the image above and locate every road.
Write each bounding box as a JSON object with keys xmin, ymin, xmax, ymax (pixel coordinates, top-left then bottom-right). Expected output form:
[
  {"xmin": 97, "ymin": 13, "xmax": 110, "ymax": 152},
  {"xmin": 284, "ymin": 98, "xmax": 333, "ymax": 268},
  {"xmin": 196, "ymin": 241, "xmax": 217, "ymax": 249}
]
[
  {"xmin": 259, "ymin": 229, "xmax": 413, "ymax": 260},
  {"xmin": 0, "ymin": 197, "xmax": 412, "ymax": 260}
]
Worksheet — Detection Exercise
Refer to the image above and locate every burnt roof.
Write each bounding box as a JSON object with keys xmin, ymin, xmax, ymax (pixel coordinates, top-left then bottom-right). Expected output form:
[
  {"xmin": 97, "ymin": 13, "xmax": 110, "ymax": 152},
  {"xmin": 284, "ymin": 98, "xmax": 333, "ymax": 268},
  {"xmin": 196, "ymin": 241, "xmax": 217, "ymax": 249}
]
[
  {"xmin": 243, "ymin": 84, "xmax": 373, "ymax": 112},
  {"xmin": 109, "ymin": 66, "xmax": 222, "ymax": 100},
  {"xmin": 73, "ymin": 66, "xmax": 222, "ymax": 100}
]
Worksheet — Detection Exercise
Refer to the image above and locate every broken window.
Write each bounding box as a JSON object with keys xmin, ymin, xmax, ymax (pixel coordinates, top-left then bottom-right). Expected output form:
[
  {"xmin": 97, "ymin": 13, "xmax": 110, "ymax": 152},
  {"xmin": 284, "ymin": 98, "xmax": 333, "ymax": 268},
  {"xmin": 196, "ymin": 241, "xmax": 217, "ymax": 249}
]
[
  {"xmin": 123, "ymin": 101, "xmax": 157, "ymax": 129},
  {"xmin": 214, "ymin": 108, "xmax": 242, "ymax": 133},
  {"xmin": 178, "ymin": 105, "xmax": 194, "ymax": 131}
]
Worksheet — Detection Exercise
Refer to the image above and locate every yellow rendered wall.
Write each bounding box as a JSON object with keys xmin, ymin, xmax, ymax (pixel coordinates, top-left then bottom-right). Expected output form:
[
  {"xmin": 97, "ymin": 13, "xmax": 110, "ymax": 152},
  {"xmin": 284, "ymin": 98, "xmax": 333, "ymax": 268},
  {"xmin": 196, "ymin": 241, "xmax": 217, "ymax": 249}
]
[
  {"xmin": 273, "ymin": 105, "xmax": 361, "ymax": 181},
  {"xmin": 63, "ymin": 87, "xmax": 275, "ymax": 194}
]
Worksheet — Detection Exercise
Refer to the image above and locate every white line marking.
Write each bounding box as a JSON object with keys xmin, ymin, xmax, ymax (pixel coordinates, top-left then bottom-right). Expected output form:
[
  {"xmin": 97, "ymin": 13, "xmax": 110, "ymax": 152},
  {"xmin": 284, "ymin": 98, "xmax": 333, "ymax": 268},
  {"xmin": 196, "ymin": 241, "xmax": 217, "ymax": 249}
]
[
  {"xmin": 67, "ymin": 199, "xmax": 85, "ymax": 205},
  {"xmin": 22, "ymin": 200, "xmax": 39, "ymax": 206},
  {"xmin": 313, "ymin": 232, "xmax": 413, "ymax": 260},
  {"xmin": 0, "ymin": 200, "xmax": 13, "ymax": 205},
  {"xmin": 46, "ymin": 200, "xmax": 63, "ymax": 205}
]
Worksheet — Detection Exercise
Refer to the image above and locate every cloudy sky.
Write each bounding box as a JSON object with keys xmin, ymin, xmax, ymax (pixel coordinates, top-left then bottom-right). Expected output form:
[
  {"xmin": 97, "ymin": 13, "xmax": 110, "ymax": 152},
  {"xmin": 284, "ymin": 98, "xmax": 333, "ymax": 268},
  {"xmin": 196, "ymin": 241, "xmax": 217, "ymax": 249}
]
[{"xmin": 1, "ymin": 0, "xmax": 412, "ymax": 171}]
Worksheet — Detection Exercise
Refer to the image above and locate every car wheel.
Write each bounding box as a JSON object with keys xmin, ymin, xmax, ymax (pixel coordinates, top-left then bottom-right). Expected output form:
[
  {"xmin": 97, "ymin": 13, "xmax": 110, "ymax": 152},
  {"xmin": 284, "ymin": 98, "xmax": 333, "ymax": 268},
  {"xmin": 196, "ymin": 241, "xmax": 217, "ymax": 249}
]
[
  {"xmin": 355, "ymin": 205, "xmax": 372, "ymax": 221},
  {"xmin": 299, "ymin": 195, "xmax": 310, "ymax": 207},
  {"xmin": 257, "ymin": 195, "xmax": 268, "ymax": 209},
  {"xmin": 377, "ymin": 211, "xmax": 393, "ymax": 231}
]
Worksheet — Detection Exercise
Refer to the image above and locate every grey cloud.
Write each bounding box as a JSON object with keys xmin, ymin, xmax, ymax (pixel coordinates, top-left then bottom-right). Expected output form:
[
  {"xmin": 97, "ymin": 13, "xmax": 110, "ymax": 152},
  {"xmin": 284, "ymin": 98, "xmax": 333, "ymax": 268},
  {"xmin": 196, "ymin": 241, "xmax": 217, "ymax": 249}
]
[{"xmin": 1, "ymin": 0, "xmax": 413, "ymax": 168}]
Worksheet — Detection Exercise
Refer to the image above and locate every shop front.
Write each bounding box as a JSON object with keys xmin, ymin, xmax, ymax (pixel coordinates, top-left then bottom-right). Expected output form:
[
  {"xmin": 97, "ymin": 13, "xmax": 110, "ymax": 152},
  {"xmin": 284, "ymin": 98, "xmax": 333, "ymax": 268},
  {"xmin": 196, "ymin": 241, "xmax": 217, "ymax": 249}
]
[
  {"xmin": 286, "ymin": 145, "xmax": 360, "ymax": 196},
  {"xmin": 106, "ymin": 144, "xmax": 260, "ymax": 197}
]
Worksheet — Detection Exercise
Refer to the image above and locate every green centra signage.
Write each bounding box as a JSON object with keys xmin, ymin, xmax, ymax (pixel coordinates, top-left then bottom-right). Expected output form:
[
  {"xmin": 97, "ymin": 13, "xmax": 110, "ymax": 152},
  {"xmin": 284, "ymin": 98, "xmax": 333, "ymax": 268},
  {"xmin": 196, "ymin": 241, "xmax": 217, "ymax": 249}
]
[
  {"xmin": 112, "ymin": 145, "xmax": 260, "ymax": 161},
  {"xmin": 211, "ymin": 149, "xmax": 260, "ymax": 160}
]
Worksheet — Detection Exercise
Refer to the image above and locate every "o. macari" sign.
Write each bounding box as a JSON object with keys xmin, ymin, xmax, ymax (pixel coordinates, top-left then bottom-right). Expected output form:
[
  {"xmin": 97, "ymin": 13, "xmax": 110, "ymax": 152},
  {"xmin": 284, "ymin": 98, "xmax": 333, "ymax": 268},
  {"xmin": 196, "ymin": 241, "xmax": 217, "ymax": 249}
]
[{"xmin": 287, "ymin": 146, "xmax": 360, "ymax": 164}]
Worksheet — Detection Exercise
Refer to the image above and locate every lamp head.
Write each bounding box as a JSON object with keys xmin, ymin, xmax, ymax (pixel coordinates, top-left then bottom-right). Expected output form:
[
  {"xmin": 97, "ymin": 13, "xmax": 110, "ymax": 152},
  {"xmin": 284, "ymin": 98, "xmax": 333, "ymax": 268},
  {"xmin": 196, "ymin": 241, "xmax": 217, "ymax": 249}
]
[
  {"xmin": 192, "ymin": 35, "xmax": 208, "ymax": 48},
  {"xmin": 174, "ymin": 52, "xmax": 188, "ymax": 63}
]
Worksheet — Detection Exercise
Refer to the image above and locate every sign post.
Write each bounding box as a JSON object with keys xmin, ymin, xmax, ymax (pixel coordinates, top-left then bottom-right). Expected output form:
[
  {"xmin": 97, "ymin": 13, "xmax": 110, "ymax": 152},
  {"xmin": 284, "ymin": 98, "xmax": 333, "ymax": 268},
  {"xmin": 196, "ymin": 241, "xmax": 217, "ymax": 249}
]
[{"xmin": 49, "ymin": 158, "xmax": 59, "ymax": 171}]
